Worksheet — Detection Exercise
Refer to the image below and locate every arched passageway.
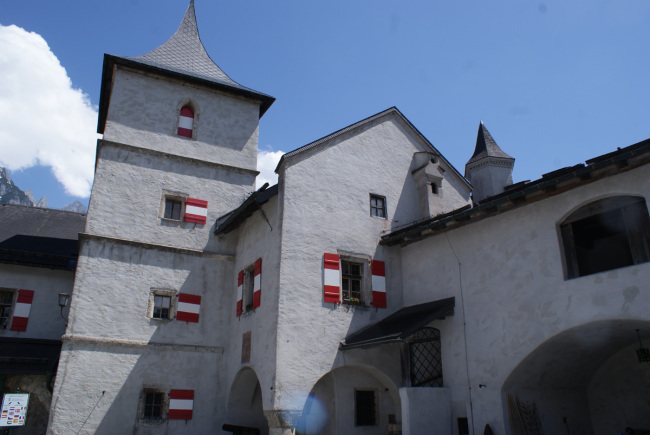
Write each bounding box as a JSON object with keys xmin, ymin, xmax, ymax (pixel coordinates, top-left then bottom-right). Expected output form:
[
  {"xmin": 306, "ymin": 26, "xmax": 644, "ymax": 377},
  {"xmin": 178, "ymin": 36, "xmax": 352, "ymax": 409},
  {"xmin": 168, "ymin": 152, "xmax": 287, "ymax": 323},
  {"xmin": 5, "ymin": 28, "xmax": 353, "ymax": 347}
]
[
  {"xmin": 502, "ymin": 320, "xmax": 650, "ymax": 435},
  {"xmin": 226, "ymin": 367, "xmax": 269, "ymax": 435},
  {"xmin": 295, "ymin": 365, "xmax": 401, "ymax": 435}
]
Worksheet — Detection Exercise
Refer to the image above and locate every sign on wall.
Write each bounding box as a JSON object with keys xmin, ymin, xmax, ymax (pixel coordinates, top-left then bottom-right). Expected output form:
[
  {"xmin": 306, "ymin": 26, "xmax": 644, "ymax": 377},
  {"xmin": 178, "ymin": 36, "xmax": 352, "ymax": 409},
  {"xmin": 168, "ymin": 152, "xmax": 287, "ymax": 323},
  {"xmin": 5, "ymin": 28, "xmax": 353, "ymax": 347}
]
[{"xmin": 0, "ymin": 393, "xmax": 29, "ymax": 427}]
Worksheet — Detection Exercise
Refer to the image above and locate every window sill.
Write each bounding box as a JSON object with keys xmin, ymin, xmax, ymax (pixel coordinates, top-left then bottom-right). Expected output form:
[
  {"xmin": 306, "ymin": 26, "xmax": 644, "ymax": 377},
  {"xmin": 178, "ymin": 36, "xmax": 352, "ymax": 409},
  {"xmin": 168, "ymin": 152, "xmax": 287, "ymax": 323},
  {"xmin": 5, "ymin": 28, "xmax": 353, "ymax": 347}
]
[
  {"xmin": 138, "ymin": 418, "xmax": 167, "ymax": 425},
  {"xmin": 160, "ymin": 218, "xmax": 182, "ymax": 224}
]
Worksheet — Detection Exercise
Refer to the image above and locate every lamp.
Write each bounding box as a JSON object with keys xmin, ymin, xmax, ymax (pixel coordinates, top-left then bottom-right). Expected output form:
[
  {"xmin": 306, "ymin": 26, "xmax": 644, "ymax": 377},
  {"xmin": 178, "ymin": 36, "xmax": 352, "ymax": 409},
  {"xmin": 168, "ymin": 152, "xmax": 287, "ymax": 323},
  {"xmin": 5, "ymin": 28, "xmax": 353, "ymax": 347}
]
[
  {"xmin": 635, "ymin": 329, "xmax": 650, "ymax": 363},
  {"xmin": 58, "ymin": 293, "xmax": 70, "ymax": 325}
]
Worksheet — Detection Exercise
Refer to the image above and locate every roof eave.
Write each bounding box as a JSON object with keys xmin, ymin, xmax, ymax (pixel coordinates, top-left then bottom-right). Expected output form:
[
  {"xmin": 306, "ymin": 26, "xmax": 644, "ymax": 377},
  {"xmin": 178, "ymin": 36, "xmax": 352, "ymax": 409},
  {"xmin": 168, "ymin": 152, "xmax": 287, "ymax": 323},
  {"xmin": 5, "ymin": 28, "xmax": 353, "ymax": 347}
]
[{"xmin": 97, "ymin": 54, "xmax": 275, "ymax": 134}]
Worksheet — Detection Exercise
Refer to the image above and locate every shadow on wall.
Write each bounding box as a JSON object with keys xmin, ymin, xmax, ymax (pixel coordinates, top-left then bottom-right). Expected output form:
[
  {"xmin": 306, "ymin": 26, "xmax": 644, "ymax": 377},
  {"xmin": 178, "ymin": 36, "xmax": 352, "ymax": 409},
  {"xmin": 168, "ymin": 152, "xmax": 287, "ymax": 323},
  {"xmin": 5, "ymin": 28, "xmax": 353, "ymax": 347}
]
[{"xmin": 501, "ymin": 319, "xmax": 650, "ymax": 435}]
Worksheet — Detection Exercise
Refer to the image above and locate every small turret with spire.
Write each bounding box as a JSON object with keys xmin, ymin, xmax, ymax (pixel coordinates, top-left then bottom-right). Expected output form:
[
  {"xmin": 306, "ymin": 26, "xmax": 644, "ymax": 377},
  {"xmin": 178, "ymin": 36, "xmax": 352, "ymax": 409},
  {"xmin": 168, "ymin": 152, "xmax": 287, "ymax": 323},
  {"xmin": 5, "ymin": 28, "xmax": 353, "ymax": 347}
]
[{"xmin": 465, "ymin": 122, "xmax": 515, "ymax": 203}]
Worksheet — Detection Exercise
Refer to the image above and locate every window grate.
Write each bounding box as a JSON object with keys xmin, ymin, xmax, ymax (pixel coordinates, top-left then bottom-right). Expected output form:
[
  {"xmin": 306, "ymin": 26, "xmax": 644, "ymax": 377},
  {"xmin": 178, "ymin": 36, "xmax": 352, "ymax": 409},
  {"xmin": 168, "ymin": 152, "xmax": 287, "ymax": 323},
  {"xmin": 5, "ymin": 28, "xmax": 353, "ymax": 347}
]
[{"xmin": 409, "ymin": 327, "xmax": 443, "ymax": 387}]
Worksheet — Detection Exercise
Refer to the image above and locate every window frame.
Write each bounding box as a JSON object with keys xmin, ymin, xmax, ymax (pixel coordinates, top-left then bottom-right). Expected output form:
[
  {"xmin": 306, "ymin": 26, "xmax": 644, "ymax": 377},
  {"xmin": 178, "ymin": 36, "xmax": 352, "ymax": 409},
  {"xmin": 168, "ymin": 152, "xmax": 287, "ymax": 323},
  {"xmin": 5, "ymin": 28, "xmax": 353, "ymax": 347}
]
[
  {"xmin": 243, "ymin": 263, "xmax": 256, "ymax": 312},
  {"xmin": 0, "ymin": 288, "xmax": 16, "ymax": 330},
  {"xmin": 369, "ymin": 194, "xmax": 387, "ymax": 219},
  {"xmin": 175, "ymin": 100, "xmax": 199, "ymax": 140},
  {"xmin": 137, "ymin": 387, "xmax": 169, "ymax": 423},
  {"xmin": 559, "ymin": 196, "xmax": 650, "ymax": 279},
  {"xmin": 354, "ymin": 389, "xmax": 378, "ymax": 426},
  {"xmin": 160, "ymin": 192, "xmax": 188, "ymax": 222},
  {"xmin": 148, "ymin": 289, "xmax": 177, "ymax": 321},
  {"xmin": 338, "ymin": 253, "xmax": 371, "ymax": 306}
]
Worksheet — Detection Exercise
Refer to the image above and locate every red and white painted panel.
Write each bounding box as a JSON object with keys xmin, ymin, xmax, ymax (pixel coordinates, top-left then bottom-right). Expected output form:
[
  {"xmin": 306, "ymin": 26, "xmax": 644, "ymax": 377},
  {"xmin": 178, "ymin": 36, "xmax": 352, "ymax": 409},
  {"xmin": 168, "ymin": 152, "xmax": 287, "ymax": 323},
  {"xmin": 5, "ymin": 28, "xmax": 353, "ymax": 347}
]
[
  {"xmin": 184, "ymin": 198, "xmax": 208, "ymax": 225},
  {"xmin": 177, "ymin": 106, "xmax": 194, "ymax": 138},
  {"xmin": 10, "ymin": 289, "xmax": 34, "ymax": 332},
  {"xmin": 176, "ymin": 293, "xmax": 201, "ymax": 323},
  {"xmin": 236, "ymin": 270, "xmax": 244, "ymax": 317},
  {"xmin": 168, "ymin": 389, "xmax": 194, "ymax": 420},
  {"xmin": 371, "ymin": 260, "xmax": 386, "ymax": 308},
  {"xmin": 253, "ymin": 258, "xmax": 262, "ymax": 308},
  {"xmin": 323, "ymin": 253, "xmax": 340, "ymax": 303}
]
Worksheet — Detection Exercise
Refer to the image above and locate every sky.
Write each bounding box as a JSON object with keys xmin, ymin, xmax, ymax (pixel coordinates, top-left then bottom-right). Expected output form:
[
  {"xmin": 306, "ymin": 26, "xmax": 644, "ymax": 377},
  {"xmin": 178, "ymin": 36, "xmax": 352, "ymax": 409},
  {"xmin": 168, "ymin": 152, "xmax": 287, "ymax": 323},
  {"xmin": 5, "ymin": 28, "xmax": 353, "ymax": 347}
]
[{"xmin": 1, "ymin": 0, "xmax": 649, "ymax": 209}]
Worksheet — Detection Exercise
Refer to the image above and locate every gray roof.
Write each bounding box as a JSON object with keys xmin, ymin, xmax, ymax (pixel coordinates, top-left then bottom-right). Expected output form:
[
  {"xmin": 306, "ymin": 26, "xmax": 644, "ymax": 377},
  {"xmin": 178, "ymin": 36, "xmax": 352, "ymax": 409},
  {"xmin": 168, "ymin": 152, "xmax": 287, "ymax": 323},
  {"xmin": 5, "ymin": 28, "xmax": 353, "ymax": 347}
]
[
  {"xmin": 129, "ymin": 1, "xmax": 244, "ymax": 92},
  {"xmin": 0, "ymin": 204, "xmax": 85, "ymax": 242},
  {"xmin": 467, "ymin": 122, "xmax": 513, "ymax": 165},
  {"xmin": 97, "ymin": 1, "xmax": 274, "ymax": 133}
]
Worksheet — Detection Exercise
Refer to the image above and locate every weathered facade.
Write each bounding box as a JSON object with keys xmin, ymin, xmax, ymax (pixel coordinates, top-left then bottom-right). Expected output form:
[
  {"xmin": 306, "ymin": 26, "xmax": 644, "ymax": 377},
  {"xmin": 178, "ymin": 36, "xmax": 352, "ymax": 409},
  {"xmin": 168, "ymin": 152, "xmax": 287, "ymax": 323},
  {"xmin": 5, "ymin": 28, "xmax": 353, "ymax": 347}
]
[{"xmin": 43, "ymin": 2, "xmax": 650, "ymax": 435}]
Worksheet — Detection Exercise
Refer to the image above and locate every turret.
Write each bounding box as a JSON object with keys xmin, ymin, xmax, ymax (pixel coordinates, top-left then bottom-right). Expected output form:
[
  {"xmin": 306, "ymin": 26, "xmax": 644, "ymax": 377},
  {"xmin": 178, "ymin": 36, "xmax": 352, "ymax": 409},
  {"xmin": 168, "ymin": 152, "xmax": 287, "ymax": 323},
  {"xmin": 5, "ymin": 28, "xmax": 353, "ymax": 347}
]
[{"xmin": 465, "ymin": 122, "xmax": 514, "ymax": 203}]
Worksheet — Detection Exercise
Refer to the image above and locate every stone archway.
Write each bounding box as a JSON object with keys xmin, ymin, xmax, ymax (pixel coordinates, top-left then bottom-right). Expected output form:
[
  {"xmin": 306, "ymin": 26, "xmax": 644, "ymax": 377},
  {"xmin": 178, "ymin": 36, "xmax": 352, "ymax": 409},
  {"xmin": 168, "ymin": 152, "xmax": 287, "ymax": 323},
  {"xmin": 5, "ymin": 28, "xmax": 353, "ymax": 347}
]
[
  {"xmin": 295, "ymin": 365, "xmax": 401, "ymax": 435},
  {"xmin": 226, "ymin": 367, "xmax": 269, "ymax": 434},
  {"xmin": 502, "ymin": 319, "xmax": 650, "ymax": 435}
]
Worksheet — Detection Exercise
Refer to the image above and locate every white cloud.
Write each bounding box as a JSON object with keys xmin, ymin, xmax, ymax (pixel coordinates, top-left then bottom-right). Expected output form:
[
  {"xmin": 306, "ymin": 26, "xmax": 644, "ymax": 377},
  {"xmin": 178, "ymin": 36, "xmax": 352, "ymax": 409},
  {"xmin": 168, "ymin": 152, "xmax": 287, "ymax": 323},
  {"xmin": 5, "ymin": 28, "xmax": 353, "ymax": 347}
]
[
  {"xmin": 256, "ymin": 148, "xmax": 284, "ymax": 189},
  {"xmin": 0, "ymin": 25, "xmax": 97, "ymax": 198}
]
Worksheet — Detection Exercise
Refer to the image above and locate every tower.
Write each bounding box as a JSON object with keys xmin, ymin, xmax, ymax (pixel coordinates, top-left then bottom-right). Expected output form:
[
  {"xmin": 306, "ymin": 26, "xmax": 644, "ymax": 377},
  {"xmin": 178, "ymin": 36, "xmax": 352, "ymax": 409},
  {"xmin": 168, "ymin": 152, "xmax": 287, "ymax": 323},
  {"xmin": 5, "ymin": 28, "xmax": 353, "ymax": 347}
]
[
  {"xmin": 465, "ymin": 122, "xmax": 515, "ymax": 203},
  {"xmin": 48, "ymin": 2, "xmax": 273, "ymax": 433}
]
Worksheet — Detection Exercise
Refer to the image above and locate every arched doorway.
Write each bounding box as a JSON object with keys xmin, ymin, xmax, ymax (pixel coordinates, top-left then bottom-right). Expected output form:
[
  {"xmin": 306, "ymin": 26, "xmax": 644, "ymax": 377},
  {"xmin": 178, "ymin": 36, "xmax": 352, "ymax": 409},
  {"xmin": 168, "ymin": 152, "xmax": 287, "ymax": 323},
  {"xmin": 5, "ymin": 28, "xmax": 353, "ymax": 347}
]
[
  {"xmin": 226, "ymin": 367, "xmax": 269, "ymax": 434},
  {"xmin": 295, "ymin": 365, "xmax": 401, "ymax": 435},
  {"xmin": 502, "ymin": 320, "xmax": 650, "ymax": 435}
]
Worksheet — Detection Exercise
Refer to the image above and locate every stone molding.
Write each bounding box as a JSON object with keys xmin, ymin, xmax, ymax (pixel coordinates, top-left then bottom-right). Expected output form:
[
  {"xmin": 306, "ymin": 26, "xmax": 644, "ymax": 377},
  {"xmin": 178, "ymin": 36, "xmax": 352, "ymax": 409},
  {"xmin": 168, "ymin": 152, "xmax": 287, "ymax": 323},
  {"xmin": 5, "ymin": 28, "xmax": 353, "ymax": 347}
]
[
  {"xmin": 79, "ymin": 233, "xmax": 235, "ymax": 261},
  {"xmin": 62, "ymin": 334, "xmax": 224, "ymax": 354}
]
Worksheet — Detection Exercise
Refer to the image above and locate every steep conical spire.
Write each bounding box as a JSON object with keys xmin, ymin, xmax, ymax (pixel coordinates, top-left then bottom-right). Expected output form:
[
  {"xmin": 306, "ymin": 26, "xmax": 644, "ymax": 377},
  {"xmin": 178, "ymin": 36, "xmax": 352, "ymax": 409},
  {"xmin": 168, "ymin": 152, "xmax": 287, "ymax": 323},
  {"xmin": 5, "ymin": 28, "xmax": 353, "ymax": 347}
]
[
  {"xmin": 130, "ymin": 1, "xmax": 243, "ymax": 89},
  {"xmin": 467, "ymin": 122, "xmax": 513, "ymax": 165}
]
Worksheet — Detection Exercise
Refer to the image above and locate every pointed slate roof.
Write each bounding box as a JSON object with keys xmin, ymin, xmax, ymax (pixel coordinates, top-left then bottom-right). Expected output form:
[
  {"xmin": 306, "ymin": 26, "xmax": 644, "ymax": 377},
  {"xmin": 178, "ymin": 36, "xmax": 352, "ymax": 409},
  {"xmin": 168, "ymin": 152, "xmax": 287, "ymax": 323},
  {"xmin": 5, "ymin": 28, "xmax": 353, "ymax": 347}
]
[
  {"xmin": 98, "ymin": 1, "xmax": 274, "ymax": 133},
  {"xmin": 467, "ymin": 122, "xmax": 513, "ymax": 165}
]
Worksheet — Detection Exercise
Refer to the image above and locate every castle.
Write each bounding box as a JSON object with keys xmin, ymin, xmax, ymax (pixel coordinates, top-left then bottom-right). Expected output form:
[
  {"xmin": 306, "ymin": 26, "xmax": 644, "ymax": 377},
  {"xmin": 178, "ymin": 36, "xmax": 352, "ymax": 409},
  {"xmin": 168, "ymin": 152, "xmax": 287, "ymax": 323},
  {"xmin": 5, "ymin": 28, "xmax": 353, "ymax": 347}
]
[{"xmin": 1, "ymin": 2, "xmax": 649, "ymax": 434}]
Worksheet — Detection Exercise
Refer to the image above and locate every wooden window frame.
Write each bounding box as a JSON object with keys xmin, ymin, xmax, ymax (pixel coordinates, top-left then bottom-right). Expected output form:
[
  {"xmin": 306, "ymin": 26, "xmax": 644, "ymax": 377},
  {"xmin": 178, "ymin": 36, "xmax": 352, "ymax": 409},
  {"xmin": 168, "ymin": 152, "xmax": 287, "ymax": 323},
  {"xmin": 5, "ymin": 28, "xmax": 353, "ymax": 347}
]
[
  {"xmin": 137, "ymin": 387, "xmax": 169, "ymax": 423},
  {"xmin": 148, "ymin": 289, "xmax": 176, "ymax": 321},
  {"xmin": 370, "ymin": 194, "xmax": 387, "ymax": 219},
  {"xmin": 0, "ymin": 288, "xmax": 15, "ymax": 330}
]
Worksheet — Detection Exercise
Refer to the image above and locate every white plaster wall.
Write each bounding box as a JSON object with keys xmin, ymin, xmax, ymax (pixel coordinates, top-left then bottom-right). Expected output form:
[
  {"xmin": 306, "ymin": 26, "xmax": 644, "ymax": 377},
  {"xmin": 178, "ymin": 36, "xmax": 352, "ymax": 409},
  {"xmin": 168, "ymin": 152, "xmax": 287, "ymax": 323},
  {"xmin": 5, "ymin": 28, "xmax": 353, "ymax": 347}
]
[
  {"xmin": 103, "ymin": 69, "xmax": 260, "ymax": 170},
  {"xmin": 588, "ymin": 342, "xmax": 650, "ymax": 435},
  {"xmin": 49, "ymin": 345, "xmax": 222, "ymax": 435},
  {"xmin": 400, "ymin": 387, "xmax": 451, "ymax": 435},
  {"xmin": 85, "ymin": 142, "xmax": 252, "ymax": 252},
  {"xmin": 399, "ymin": 164, "xmax": 650, "ymax": 433},
  {"xmin": 467, "ymin": 162, "xmax": 513, "ymax": 202},
  {"xmin": 223, "ymin": 195, "xmax": 282, "ymax": 412},
  {"xmin": 272, "ymin": 112, "xmax": 471, "ymax": 412},
  {"xmin": 68, "ymin": 238, "xmax": 231, "ymax": 343},
  {"xmin": 0, "ymin": 264, "xmax": 73, "ymax": 339}
]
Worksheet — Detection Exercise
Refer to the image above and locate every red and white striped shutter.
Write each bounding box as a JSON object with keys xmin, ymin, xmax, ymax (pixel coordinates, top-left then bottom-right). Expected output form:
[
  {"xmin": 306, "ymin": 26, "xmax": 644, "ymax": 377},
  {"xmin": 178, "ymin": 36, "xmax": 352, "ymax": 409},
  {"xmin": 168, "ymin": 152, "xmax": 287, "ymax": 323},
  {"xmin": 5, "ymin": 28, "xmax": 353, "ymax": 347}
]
[
  {"xmin": 253, "ymin": 258, "xmax": 262, "ymax": 308},
  {"xmin": 323, "ymin": 253, "xmax": 340, "ymax": 303},
  {"xmin": 168, "ymin": 389, "xmax": 194, "ymax": 420},
  {"xmin": 236, "ymin": 270, "xmax": 244, "ymax": 317},
  {"xmin": 184, "ymin": 198, "xmax": 208, "ymax": 225},
  {"xmin": 176, "ymin": 293, "xmax": 201, "ymax": 323},
  {"xmin": 177, "ymin": 106, "xmax": 194, "ymax": 138},
  {"xmin": 10, "ymin": 289, "xmax": 34, "ymax": 332},
  {"xmin": 371, "ymin": 260, "xmax": 387, "ymax": 308}
]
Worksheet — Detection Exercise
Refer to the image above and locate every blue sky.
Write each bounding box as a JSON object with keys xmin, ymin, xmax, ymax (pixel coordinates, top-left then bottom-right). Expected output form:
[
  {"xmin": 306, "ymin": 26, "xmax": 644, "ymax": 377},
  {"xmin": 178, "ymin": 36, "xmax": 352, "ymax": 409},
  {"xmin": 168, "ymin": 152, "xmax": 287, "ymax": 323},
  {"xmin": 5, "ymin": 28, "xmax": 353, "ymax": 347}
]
[{"xmin": 1, "ymin": 0, "xmax": 649, "ymax": 209}]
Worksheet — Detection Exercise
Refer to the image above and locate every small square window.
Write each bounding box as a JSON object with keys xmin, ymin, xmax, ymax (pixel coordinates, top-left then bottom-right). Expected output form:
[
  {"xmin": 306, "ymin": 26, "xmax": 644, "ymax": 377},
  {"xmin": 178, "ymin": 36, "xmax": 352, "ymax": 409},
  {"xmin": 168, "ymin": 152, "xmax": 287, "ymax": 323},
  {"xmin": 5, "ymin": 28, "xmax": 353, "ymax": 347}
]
[
  {"xmin": 370, "ymin": 194, "xmax": 386, "ymax": 218},
  {"xmin": 0, "ymin": 289, "xmax": 15, "ymax": 329},
  {"xmin": 164, "ymin": 198, "xmax": 183, "ymax": 220},
  {"xmin": 153, "ymin": 295, "xmax": 171, "ymax": 320},
  {"xmin": 355, "ymin": 389, "xmax": 377, "ymax": 426},
  {"xmin": 139, "ymin": 388, "xmax": 168, "ymax": 422}
]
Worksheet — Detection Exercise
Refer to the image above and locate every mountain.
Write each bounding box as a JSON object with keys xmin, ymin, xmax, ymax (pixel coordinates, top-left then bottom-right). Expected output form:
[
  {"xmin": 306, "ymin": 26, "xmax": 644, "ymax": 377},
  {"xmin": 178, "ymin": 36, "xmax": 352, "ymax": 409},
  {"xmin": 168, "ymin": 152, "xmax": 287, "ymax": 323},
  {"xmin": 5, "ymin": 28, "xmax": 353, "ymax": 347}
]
[
  {"xmin": 61, "ymin": 201, "xmax": 87, "ymax": 213},
  {"xmin": 0, "ymin": 167, "xmax": 46, "ymax": 207}
]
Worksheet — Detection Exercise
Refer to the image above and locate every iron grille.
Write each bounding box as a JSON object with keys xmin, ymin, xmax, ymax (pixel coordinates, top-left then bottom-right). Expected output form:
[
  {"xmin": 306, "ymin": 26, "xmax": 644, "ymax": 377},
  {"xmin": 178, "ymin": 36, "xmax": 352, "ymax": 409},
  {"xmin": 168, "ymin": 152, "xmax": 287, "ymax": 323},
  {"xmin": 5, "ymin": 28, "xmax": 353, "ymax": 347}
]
[{"xmin": 409, "ymin": 327, "xmax": 443, "ymax": 387}]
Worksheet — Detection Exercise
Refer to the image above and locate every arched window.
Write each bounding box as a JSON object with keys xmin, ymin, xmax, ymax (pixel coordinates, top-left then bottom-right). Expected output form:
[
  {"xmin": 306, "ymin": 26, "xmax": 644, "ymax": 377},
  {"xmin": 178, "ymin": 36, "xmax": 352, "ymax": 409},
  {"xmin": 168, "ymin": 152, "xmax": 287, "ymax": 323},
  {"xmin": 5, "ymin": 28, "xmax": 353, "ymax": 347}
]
[
  {"xmin": 409, "ymin": 327, "xmax": 443, "ymax": 387},
  {"xmin": 560, "ymin": 196, "xmax": 650, "ymax": 279},
  {"xmin": 177, "ymin": 105, "xmax": 194, "ymax": 138}
]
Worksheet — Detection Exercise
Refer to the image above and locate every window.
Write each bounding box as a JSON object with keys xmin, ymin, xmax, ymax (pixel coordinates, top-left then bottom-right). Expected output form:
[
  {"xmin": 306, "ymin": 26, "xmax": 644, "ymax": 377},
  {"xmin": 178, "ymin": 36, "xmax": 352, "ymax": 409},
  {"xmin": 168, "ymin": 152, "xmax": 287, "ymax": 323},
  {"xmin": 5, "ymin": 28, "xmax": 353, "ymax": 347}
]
[
  {"xmin": 0, "ymin": 289, "xmax": 14, "ymax": 329},
  {"xmin": 355, "ymin": 390, "xmax": 377, "ymax": 426},
  {"xmin": 560, "ymin": 196, "xmax": 650, "ymax": 279},
  {"xmin": 139, "ymin": 388, "xmax": 168, "ymax": 421},
  {"xmin": 243, "ymin": 265, "xmax": 255, "ymax": 312},
  {"xmin": 458, "ymin": 417, "xmax": 469, "ymax": 435},
  {"xmin": 341, "ymin": 261, "xmax": 362, "ymax": 304},
  {"xmin": 409, "ymin": 327, "xmax": 443, "ymax": 387},
  {"xmin": 370, "ymin": 194, "xmax": 386, "ymax": 218},
  {"xmin": 177, "ymin": 105, "xmax": 194, "ymax": 138},
  {"xmin": 153, "ymin": 295, "xmax": 171, "ymax": 319},
  {"xmin": 164, "ymin": 197, "xmax": 183, "ymax": 220},
  {"xmin": 149, "ymin": 289, "xmax": 175, "ymax": 321}
]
